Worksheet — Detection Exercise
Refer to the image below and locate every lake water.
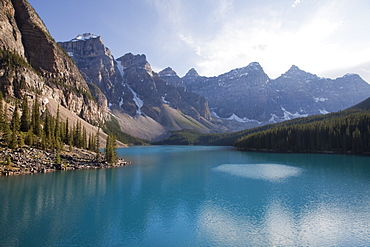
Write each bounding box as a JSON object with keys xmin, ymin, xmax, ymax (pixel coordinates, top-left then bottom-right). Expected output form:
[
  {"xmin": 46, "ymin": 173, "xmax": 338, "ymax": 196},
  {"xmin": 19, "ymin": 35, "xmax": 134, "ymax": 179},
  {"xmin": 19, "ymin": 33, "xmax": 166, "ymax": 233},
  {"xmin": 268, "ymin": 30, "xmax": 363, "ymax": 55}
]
[{"xmin": 1, "ymin": 146, "xmax": 370, "ymax": 246}]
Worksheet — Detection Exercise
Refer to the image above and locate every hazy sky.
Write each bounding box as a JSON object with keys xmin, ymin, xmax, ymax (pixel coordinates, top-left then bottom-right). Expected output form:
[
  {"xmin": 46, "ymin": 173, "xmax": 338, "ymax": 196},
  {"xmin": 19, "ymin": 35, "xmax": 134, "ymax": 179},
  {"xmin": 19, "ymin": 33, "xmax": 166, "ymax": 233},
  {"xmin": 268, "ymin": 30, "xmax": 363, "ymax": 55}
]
[{"xmin": 28, "ymin": 0, "xmax": 370, "ymax": 82}]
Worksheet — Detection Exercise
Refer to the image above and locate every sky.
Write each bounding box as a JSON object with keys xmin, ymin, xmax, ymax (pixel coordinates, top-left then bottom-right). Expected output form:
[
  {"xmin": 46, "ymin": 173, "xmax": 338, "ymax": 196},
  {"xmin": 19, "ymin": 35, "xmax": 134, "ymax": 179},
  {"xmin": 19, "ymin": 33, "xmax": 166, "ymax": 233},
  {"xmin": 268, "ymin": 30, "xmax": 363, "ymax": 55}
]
[{"xmin": 28, "ymin": 0, "xmax": 370, "ymax": 82}]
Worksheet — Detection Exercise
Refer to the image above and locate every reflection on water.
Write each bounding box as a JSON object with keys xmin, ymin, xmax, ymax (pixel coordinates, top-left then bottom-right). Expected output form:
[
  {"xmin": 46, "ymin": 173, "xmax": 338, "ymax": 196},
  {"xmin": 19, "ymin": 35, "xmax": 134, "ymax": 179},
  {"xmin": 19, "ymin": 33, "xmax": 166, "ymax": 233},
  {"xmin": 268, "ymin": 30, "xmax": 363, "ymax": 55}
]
[
  {"xmin": 214, "ymin": 163, "xmax": 303, "ymax": 182},
  {"xmin": 1, "ymin": 146, "xmax": 370, "ymax": 246}
]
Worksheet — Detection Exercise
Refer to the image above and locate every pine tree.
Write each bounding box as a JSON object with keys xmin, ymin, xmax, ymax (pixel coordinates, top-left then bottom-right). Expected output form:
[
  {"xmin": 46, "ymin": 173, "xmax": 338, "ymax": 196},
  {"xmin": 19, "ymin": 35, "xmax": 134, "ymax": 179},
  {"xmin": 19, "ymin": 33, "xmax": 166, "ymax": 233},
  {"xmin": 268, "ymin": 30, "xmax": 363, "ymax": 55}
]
[
  {"xmin": 105, "ymin": 134, "xmax": 117, "ymax": 164},
  {"xmin": 25, "ymin": 127, "xmax": 34, "ymax": 146},
  {"xmin": 20, "ymin": 96, "xmax": 30, "ymax": 132},
  {"xmin": 0, "ymin": 94, "xmax": 4, "ymax": 132},
  {"xmin": 64, "ymin": 118, "xmax": 69, "ymax": 144},
  {"xmin": 43, "ymin": 110, "xmax": 51, "ymax": 149},
  {"xmin": 95, "ymin": 128, "xmax": 101, "ymax": 161},
  {"xmin": 9, "ymin": 105, "xmax": 20, "ymax": 149},
  {"xmin": 82, "ymin": 126, "xmax": 87, "ymax": 149},
  {"xmin": 74, "ymin": 121, "xmax": 81, "ymax": 148},
  {"xmin": 10, "ymin": 105, "xmax": 20, "ymax": 132},
  {"xmin": 3, "ymin": 103, "xmax": 11, "ymax": 146},
  {"xmin": 32, "ymin": 96, "xmax": 41, "ymax": 136},
  {"xmin": 55, "ymin": 106, "xmax": 60, "ymax": 140},
  {"xmin": 9, "ymin": 128, "xmax": 18, "ymax": 149},
  {"xmin": 88, "ymin": 132, "xmax": 95, "ymax": 151}
]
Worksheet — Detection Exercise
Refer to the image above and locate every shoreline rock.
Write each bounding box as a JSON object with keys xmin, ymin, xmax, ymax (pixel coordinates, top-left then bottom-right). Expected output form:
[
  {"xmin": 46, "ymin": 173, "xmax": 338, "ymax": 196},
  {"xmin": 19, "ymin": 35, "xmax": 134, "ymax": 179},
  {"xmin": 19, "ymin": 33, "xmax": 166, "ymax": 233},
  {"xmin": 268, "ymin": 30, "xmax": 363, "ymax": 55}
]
[{"xmin": 0, "ymin": 146, "xmax": 129, "ymax": 176}]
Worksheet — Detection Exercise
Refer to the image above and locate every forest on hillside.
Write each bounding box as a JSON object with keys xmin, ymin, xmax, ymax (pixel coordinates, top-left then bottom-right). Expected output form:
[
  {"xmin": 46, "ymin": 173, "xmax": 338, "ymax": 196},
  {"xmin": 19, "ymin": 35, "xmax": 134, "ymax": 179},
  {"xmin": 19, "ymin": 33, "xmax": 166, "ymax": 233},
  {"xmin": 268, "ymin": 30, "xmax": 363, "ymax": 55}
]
[{"xmin": 234, "ymin": 111, "xmax": 370, "ymax": 154}]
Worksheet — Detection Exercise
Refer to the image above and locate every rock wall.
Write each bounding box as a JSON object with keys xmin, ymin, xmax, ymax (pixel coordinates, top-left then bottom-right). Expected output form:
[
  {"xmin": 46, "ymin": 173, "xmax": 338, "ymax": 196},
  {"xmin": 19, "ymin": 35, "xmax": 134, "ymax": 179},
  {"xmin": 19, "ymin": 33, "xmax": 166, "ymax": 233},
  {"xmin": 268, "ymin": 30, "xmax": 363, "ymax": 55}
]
[{"xmin": 0, "ymin": 0, "xmax": 106, "ymax": 125}]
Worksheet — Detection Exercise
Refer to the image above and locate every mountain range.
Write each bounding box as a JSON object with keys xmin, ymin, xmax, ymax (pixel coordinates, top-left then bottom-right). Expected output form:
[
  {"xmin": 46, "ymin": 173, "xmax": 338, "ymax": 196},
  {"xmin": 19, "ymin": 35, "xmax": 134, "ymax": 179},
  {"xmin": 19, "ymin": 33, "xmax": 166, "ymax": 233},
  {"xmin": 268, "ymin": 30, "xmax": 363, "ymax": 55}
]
[
  {"xmin": 1, "ymin": 0, "xmax": 370, "ymax": 144},
  {"xmin": 160, "ymin": 64, "xmax": 370, "ymax": 125},
  {"xmin": 59, "ymin": 33, "xmax": 370, "ymax": 140}
]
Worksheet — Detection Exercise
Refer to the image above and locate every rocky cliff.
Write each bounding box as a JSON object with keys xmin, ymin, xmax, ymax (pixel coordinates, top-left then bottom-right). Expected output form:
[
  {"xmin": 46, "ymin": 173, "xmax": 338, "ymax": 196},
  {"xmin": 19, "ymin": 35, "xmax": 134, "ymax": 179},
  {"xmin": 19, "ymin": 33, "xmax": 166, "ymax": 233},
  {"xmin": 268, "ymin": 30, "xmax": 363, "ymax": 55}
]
[{"xmin": 0, "ymin": 0, "xmax": 106, "ymax": 125}]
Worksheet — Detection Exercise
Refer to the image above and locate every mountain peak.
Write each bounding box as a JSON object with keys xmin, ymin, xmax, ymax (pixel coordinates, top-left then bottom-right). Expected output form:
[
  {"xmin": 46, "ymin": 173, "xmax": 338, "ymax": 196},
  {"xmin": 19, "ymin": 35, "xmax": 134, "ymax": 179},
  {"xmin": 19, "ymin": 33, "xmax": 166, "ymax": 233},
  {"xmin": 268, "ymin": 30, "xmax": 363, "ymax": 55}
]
[
  {"xmin": 247, "ymin": 62, "xmax": 262, "ymax": 70},
  {"xmin": 117, "ymin": 53, "xmax": 153, "ymax": 76},
  {"xmin": 287, "ymin": 65, "xmax": 303, "ymax": 73},
  {"xmin": 184, "ymin": 68, "xmax": 200, "ymax": 78},
  {"xmin": 71, "ymin": 33, "xmax": 99, "ymax": 42},
  {"xmin": 281, "ymin": 65, "xmax": 316, "ymax": 79},
  {"xmin": 343, "ymin": 73, "xmax": 361, "ymax": 79},
  {"xmin": 159, "ymin": 67, "xmax": 178, "ymax": 77}
]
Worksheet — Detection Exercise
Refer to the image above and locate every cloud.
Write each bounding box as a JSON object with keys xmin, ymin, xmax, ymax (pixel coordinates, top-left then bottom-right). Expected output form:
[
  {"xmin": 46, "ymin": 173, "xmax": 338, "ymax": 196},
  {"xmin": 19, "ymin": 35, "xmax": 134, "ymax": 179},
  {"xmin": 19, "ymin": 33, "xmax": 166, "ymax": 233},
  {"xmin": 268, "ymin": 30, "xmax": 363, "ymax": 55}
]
[
  {"xmin": 144, "ymin": 0, "xmax": 370, "ymax": 81},
  {"xmin": 169, "ymin": 0, "xmax": 370, "ymax": 80},
  {"xmin": 292, "ymin": 0, "xmax": 303, "ymax": 8},
  {"xmin": 146, "ymin": 0, "xmax": 185, "ymax": 29},
  {"xmin": 211, "ymin": 0, "xmax": 234, "ymax": 20}
]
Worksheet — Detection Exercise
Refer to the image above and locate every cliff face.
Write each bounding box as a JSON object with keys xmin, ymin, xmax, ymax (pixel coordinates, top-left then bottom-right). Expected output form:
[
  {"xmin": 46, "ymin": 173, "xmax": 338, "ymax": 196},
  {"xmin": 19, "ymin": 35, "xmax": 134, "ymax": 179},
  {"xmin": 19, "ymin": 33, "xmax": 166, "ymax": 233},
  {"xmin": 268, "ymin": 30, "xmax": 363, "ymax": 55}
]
[
  {"xmin": 0, "ymin": 0, "xmax": 106, "ymax": 125},
  {"xmin": 58, "ymin": 34, "xmax": 122, "ymax": 112}
]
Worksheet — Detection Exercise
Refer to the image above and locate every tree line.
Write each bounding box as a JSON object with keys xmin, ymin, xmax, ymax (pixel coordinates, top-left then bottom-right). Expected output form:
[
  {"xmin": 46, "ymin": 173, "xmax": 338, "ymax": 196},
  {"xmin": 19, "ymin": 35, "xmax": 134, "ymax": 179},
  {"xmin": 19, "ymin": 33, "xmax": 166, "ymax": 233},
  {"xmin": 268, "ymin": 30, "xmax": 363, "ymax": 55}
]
[
  {"xmin": 234, "ymin": 111, "xmax": 370, "ymax": 154},
  {"xmin": 0, "ymin": 94, "xmax": 118, "ymax": 164}
]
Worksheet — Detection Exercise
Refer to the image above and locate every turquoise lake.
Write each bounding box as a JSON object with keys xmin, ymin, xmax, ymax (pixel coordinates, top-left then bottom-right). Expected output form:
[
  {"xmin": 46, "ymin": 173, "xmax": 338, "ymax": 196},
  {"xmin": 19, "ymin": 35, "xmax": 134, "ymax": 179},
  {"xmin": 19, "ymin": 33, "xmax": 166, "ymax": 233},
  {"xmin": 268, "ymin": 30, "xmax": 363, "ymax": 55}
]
[{"xmin": 1, "ymin": 146, "xmax": 370, "ymax": 246}]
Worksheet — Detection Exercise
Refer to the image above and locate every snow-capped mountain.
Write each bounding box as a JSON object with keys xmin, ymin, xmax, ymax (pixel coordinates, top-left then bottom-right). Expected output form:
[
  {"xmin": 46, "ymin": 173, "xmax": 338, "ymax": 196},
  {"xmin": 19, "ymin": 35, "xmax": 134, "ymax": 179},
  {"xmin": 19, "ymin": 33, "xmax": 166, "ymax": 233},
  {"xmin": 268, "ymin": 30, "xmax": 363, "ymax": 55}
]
[
  {"xmin": 170, "ymin": 64, "xmax": 370, "ymax": 124},
  {"xmin": 270, "ymin": 65, "xmax": 370, "ymax": 122}
]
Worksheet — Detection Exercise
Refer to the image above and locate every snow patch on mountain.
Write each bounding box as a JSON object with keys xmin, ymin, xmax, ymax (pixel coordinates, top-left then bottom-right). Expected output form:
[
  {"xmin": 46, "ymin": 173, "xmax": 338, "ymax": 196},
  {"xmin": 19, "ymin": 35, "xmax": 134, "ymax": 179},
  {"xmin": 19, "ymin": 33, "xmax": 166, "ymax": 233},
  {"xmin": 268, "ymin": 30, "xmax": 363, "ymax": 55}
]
[
  {"xmin": 72, "ymin": 33, "xmax": 98, "ymax": 42},
  {"xmin": 161, "ymin": 96, "xmax": 170, "ymax": 104},
  {"xmin": 313, "ymin": 96, "xmax": 328, "ymax": 103},
  {"xmin": 226, "ymin": 113, "xmax": 261, "ymax": 124},
  {"xmin": 269, "ymin": 114, "xmax": 279, "ymax": 123},
  {"xmin": 212, "ymin": 111, "xmax": 260, "ymax": 124},
  {"xmin": 115, "ymin": 60, "xmax": 125, "ymax": 79},
  {"xmin": 127, "ymin": 85, "xmax": 144, "ymax": 115},
  {"xmin": 319, "ymin": 109, "xmax": 330, "ymax": 114},
  {"xmin": 119, "ymin": 97, "xmax": 124, "ymax": 108},
  {"xmin": 281, "ymin": 107, "xmax": 309, "ymax": 121}
]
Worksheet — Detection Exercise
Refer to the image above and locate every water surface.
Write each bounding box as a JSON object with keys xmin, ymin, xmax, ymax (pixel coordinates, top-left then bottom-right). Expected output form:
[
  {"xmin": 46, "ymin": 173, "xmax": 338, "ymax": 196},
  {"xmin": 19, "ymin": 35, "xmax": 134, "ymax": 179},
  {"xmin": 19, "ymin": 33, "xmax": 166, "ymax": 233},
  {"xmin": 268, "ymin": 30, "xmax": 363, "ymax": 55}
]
[{"xmin": 1, "ymin": 146, "xmax": 370, "ymax": 246}]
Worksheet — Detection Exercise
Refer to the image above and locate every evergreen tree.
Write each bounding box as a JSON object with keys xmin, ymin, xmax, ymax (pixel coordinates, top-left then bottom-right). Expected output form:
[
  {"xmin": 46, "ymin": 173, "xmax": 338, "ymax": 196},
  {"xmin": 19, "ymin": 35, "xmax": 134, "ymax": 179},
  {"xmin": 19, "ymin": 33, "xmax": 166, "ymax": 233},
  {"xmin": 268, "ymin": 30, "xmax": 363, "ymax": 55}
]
[
  {"xmin": 3, "ymin": 103, "xmax": 11, "ymax": 146},
  {"xmin": 88, "ymin": 132, "xmax": 95, "ymax": 151},
  {"xmin": 55, "ymin": 106, "xmax": 60, "ymax": 140},
  {"xmin": 20, "ymin": 96, "xmax": 30, "ymax": 132},
  {"xmin": 43, "ymin": 110, "xmax": 52, "ymax": 149},
  {"xmin": 10, "ymin": 105, "xmax": 20, "ymax": 132},
  {"xmin": 68, "ymin": 125, "xmax": 73, "ymax": 151},
  {"xmin": 9, "ymin": 106, "xmax": 20, "ymax": 149},
  {"xmin": 25, "ymin": 127, "xmax": 34, "ymax": 146},
  {"xmin": 105, "ymin": 134, "xmax": 117, "ymax": 164},
  {"xmin": 9, "ymin": 128, "xmax": 18, "ymax": 149},
  {"xmin": 74, "ymin": 121, "xmax": 82, "ymax": 148},
  {"xmin": 82, "ymin": 126, "xmax": 88, "ymax": 149},
  {"xmin": 0, "ymin": 94, "xmax": 5, "ymax": 132},
  {"xmin": 32, "ymin": 96, "xmax": 41, "ymax": 136},
  {"xmin": 95, "ymin": 128, "xmax": 101, "ymax": 161},
  {"xmin": 64, "ymin": 118, "xmax": 69, "ymax": 144}
]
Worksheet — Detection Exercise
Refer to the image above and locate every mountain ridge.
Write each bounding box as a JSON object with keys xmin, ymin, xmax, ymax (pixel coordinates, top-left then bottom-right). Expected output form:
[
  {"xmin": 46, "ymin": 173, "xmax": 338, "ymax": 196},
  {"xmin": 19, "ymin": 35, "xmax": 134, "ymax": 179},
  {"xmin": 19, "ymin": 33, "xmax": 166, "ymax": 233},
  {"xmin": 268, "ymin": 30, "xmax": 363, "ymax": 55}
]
[{"xmin": 166, "ymin": 62, "xmax": 370, "ymax": 125}]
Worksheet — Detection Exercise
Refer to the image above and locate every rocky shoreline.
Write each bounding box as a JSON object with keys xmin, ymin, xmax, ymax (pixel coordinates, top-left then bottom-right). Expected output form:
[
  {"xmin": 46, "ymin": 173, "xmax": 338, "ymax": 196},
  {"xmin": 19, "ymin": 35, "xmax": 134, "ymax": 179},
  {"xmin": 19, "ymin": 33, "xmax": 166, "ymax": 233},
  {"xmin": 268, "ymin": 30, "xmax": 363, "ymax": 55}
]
[{"xmin": 0, "ymin": 146, "xmax": 129, "ymax": 176}]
